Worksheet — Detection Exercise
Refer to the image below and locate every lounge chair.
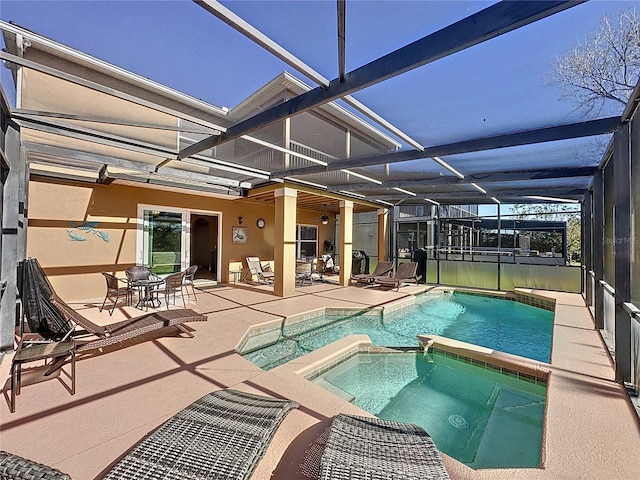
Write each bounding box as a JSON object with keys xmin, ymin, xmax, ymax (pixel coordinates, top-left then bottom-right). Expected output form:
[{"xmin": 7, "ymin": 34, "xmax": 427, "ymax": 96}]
[
  {"xmin": 350, "ymin": 260, "xmax": 394, "ymax": 286},
  {"xmin": 51, "ymin": 293, "xmax": 206, "ymax": 353},
  {"xmin": 20, "ymin": 258, "xmax": 207, "ymax": 354},
  {"xmin": 318, "ymin": 414, "xmax": 450, "ymax": 480},
  {"xmin": 104, "ymin": 388, "xmax": 299, "ymax": 480},
  {"xmin": 0, "ymin": 450, "xmax": 72, "ymax": 479},
  {"xmin": 244, "ymin": 257, "xmax": 275, "ymax": 284},
  {"xmin": 372, "ymin": 261, "xmax": 422, "ymax": 291}
]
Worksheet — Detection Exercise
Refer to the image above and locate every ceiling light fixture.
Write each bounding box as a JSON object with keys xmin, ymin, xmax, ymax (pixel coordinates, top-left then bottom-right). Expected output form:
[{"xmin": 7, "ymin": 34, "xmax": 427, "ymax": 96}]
[
  {"xmin": 425, "ymin": 198, "xmax": 440, "ymax": 206},
  {"xmin": 321, "ymin": 204, "xmax": 330, "ymax": 225}
]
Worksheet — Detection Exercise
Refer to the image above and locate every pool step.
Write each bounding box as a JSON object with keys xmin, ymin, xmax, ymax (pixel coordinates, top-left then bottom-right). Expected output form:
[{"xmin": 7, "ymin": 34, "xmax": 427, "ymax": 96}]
[{"xmin": 313, "ymin": 378, "xmax": 355, "ymax": 402}]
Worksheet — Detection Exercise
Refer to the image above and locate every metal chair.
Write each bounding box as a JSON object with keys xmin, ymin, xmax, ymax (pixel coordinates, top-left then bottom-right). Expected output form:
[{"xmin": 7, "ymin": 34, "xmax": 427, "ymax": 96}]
[
  {"xmin": 183, "ymin": 265, "xmax": 198, "ymax": 300},
  {"xmin": 10, "ymin": 340, "xmax": 76, "ymax": 413},
  {"xmin": 100, "ymin": 272, "xmax": 133, "ymax": 315}
]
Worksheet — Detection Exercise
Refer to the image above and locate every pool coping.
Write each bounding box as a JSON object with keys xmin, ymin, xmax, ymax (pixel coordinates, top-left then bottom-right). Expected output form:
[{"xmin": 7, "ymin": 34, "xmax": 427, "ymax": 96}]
[
  {"xmin": 235, "ymin": 295, "xmax": 416, "ymax": 355},
  {"xmin": 283, "ymin": 333, "xmax": 551, "ymax": 387},
  {"xmin": 416, "ymin": 335, "xmax": 550, "ymax": 385}
]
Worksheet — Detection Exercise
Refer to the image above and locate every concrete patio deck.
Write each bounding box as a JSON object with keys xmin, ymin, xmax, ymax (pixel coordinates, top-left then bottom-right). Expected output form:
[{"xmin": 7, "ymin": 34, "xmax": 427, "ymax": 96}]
[{"xmin": 1, "ymin": 282, "xmax": 639, "ymax": 479}]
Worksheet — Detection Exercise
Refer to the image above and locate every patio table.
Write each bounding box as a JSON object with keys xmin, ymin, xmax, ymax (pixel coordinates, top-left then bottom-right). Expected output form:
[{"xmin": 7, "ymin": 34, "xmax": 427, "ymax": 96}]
[{"xmin": 133, "ymin": 278, "xmax": 164, "ymax": 310}]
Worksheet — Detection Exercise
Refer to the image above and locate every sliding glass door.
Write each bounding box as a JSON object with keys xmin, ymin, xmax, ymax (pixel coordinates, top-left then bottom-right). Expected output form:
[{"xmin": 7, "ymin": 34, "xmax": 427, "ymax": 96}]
[{"xmin": 139, "ymin": 207, "xmax": 186, "ymax": 275}]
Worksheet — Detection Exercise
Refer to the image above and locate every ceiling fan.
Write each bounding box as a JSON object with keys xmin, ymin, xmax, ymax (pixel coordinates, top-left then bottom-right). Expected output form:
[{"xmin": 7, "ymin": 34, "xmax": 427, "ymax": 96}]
[{"xmin": 317, "ymin": 203, "xmax": 332, "ymax": 225}]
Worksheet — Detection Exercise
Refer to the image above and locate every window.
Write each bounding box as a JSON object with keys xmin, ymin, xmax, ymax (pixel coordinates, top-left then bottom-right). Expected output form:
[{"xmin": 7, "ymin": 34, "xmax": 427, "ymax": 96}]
[{"xmin": 297, "ymin": 225, "xmax": 317, "ymax": 259}]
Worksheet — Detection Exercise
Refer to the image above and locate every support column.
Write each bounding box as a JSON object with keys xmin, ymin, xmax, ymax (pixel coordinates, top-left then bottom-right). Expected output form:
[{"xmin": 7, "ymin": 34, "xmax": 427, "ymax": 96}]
[
  {"xmin": 274, "ymin": 187, "xmax": 297, "ymax": 297},
  {"xmin": 283, "ymin": 117, "xmax": 291, "ymax": 170},
  {"xmin": 339, "ymin": 200, "xmax": 353, "ymax": 286},
  {"xmin": 1, "ymin": 109, "xmax": 25, "ymax": 352},
  {"xmin": 377, "ymin": 208, "xmax": 388, "ymax": 261},
  {"xmin": 497, "ymin": 203, "xmax": 502, "ymax": 290},
  {"xmin": 593, "ymin": 169, "xmax": 605, "ymax": 329},
  {"xmin": 582, "ymin": 192, "xmax": 592, "ymax": 303},
  {"xmin": 614, "ymin": 123, "xmax": 632, "ymax": 383}
]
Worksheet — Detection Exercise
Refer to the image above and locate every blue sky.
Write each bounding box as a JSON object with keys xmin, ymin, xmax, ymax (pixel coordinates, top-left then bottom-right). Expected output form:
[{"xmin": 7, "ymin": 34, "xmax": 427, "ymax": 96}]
[
  {"xmin": 3, "ymin": 0, "xmax": 639, "ymax": 118},
  {"xmin": 1, "ymin": 0, "xmax": 637, "ymax": 215}
]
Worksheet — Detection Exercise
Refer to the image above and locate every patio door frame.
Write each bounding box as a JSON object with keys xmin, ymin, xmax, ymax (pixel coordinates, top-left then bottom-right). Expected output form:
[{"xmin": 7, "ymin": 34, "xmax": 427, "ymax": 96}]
[
  {"xmin": 189, "ymin": 207, "xmax": 223, "ymax": 282},
  {"xmin": 136, "ymin": 204, "xmax": 222, "ymax": 281}
]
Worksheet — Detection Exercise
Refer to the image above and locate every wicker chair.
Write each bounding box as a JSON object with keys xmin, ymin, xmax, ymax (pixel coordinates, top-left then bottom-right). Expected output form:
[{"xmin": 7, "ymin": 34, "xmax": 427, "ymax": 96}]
[
  {"xmin": 159, "ymin": 271, "xmax": 186, "ymax": 309},
  {"xmin": 319, "ymin": 414, "xmax": 450, "ymax": 480},
  {"xmin": 124, "ymin": 265, "xmax": 152, "ymax": 289},
  {"xmin": 104, "ymin": 389, "xmax": 299, "ymax": 480},
  {"xmin": 183, "ymin": 265, "xmax": 198, "ymax": 300},
  {"xmin": 0, "ymin": 451, "xmax": 71, "ymax": 479},
  {"xmin": 100, "ymin": 272, "xmax": 133, "ymax": 315}
]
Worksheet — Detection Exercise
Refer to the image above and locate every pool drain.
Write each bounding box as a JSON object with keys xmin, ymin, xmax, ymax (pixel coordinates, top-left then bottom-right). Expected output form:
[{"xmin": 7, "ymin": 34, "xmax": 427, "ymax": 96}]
[{"xmin": 448, "ymin": 414, "xmax": 469, "ymax": 429}]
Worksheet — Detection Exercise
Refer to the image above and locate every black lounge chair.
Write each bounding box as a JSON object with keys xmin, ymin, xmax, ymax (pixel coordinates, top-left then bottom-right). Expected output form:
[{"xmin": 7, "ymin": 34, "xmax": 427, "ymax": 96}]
[
  {"xmin": 104, "ymin": 389, "xmax": 299, "ymax": 480},
  {"xmin": 318, "ymin": 414, "xmax": 450, "ymax": 480},
  {"xmin": 350, "ymin": 260, "xmax": 394, "ymax": 286},
  {"xmin": 0, "ymin": 451, "xmax": 71, "ymax": 479},
  {"xmin": 372, "ymin": 261, "xmax": 422, "ymax": 291}
]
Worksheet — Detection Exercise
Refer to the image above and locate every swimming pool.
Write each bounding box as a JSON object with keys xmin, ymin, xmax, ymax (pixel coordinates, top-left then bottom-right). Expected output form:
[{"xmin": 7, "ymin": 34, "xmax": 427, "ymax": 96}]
[
  {"xmin": 241, "ymin": 291, "xmax": 554, "ymax": 370},
  {"xmin": 314, "ymin": 350, "xmax": 546, "ymax": 469}
]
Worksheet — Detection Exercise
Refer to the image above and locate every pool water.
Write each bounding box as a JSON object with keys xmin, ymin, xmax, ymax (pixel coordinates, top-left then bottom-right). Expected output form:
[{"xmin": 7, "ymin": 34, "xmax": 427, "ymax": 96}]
[
  {"xmin": 242, "ymin": 292, "xmax": 553, "ymax": 370},
  {"xmin": 315, "ymin": 351, "xmax": 546, "ymax": 469}
]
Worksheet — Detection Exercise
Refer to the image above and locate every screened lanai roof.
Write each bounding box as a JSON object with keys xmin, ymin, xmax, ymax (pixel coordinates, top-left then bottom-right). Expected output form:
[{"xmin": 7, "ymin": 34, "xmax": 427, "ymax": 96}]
[{"xmin": 1, "ymin": 1, "xmax": 635, "ymax": 208}]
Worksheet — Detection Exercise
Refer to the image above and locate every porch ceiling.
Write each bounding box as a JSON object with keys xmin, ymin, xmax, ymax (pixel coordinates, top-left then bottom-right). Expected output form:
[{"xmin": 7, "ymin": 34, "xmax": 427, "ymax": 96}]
[
  {"xmin": 1, "ymin": 1, "xmax": 635, "ymax": 206},
  {"xmin": 246, "ymin": 183, "xmax": 380, "ymax": 214}
]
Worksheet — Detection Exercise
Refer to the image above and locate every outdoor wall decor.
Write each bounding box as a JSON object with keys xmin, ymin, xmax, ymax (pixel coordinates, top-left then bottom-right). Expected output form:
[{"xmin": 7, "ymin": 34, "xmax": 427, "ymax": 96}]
[
  {"xmin": 66, "ymin": 221, "xmax": 109, "ymax": 242},
  {"xmin": 232, "ymin": 226, "xmax": 248, "ymax": 244}
]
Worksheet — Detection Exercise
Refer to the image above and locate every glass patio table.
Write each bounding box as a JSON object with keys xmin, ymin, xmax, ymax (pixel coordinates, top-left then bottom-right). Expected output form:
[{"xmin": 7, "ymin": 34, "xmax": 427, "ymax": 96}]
[{"xmin": 133, "ymin": 277, "xmax": 164, "ymax": 310}]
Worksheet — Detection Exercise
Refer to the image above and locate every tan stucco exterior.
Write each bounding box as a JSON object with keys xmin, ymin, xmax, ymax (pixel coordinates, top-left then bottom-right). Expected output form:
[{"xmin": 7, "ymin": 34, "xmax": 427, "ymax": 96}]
[
  {"xmin": 27, "ymin": 178, "xmax": 339, "ymax": 300},
  {"xmin": 15, "ymin": 31, "xmax": 388, "ymax": 300}
]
